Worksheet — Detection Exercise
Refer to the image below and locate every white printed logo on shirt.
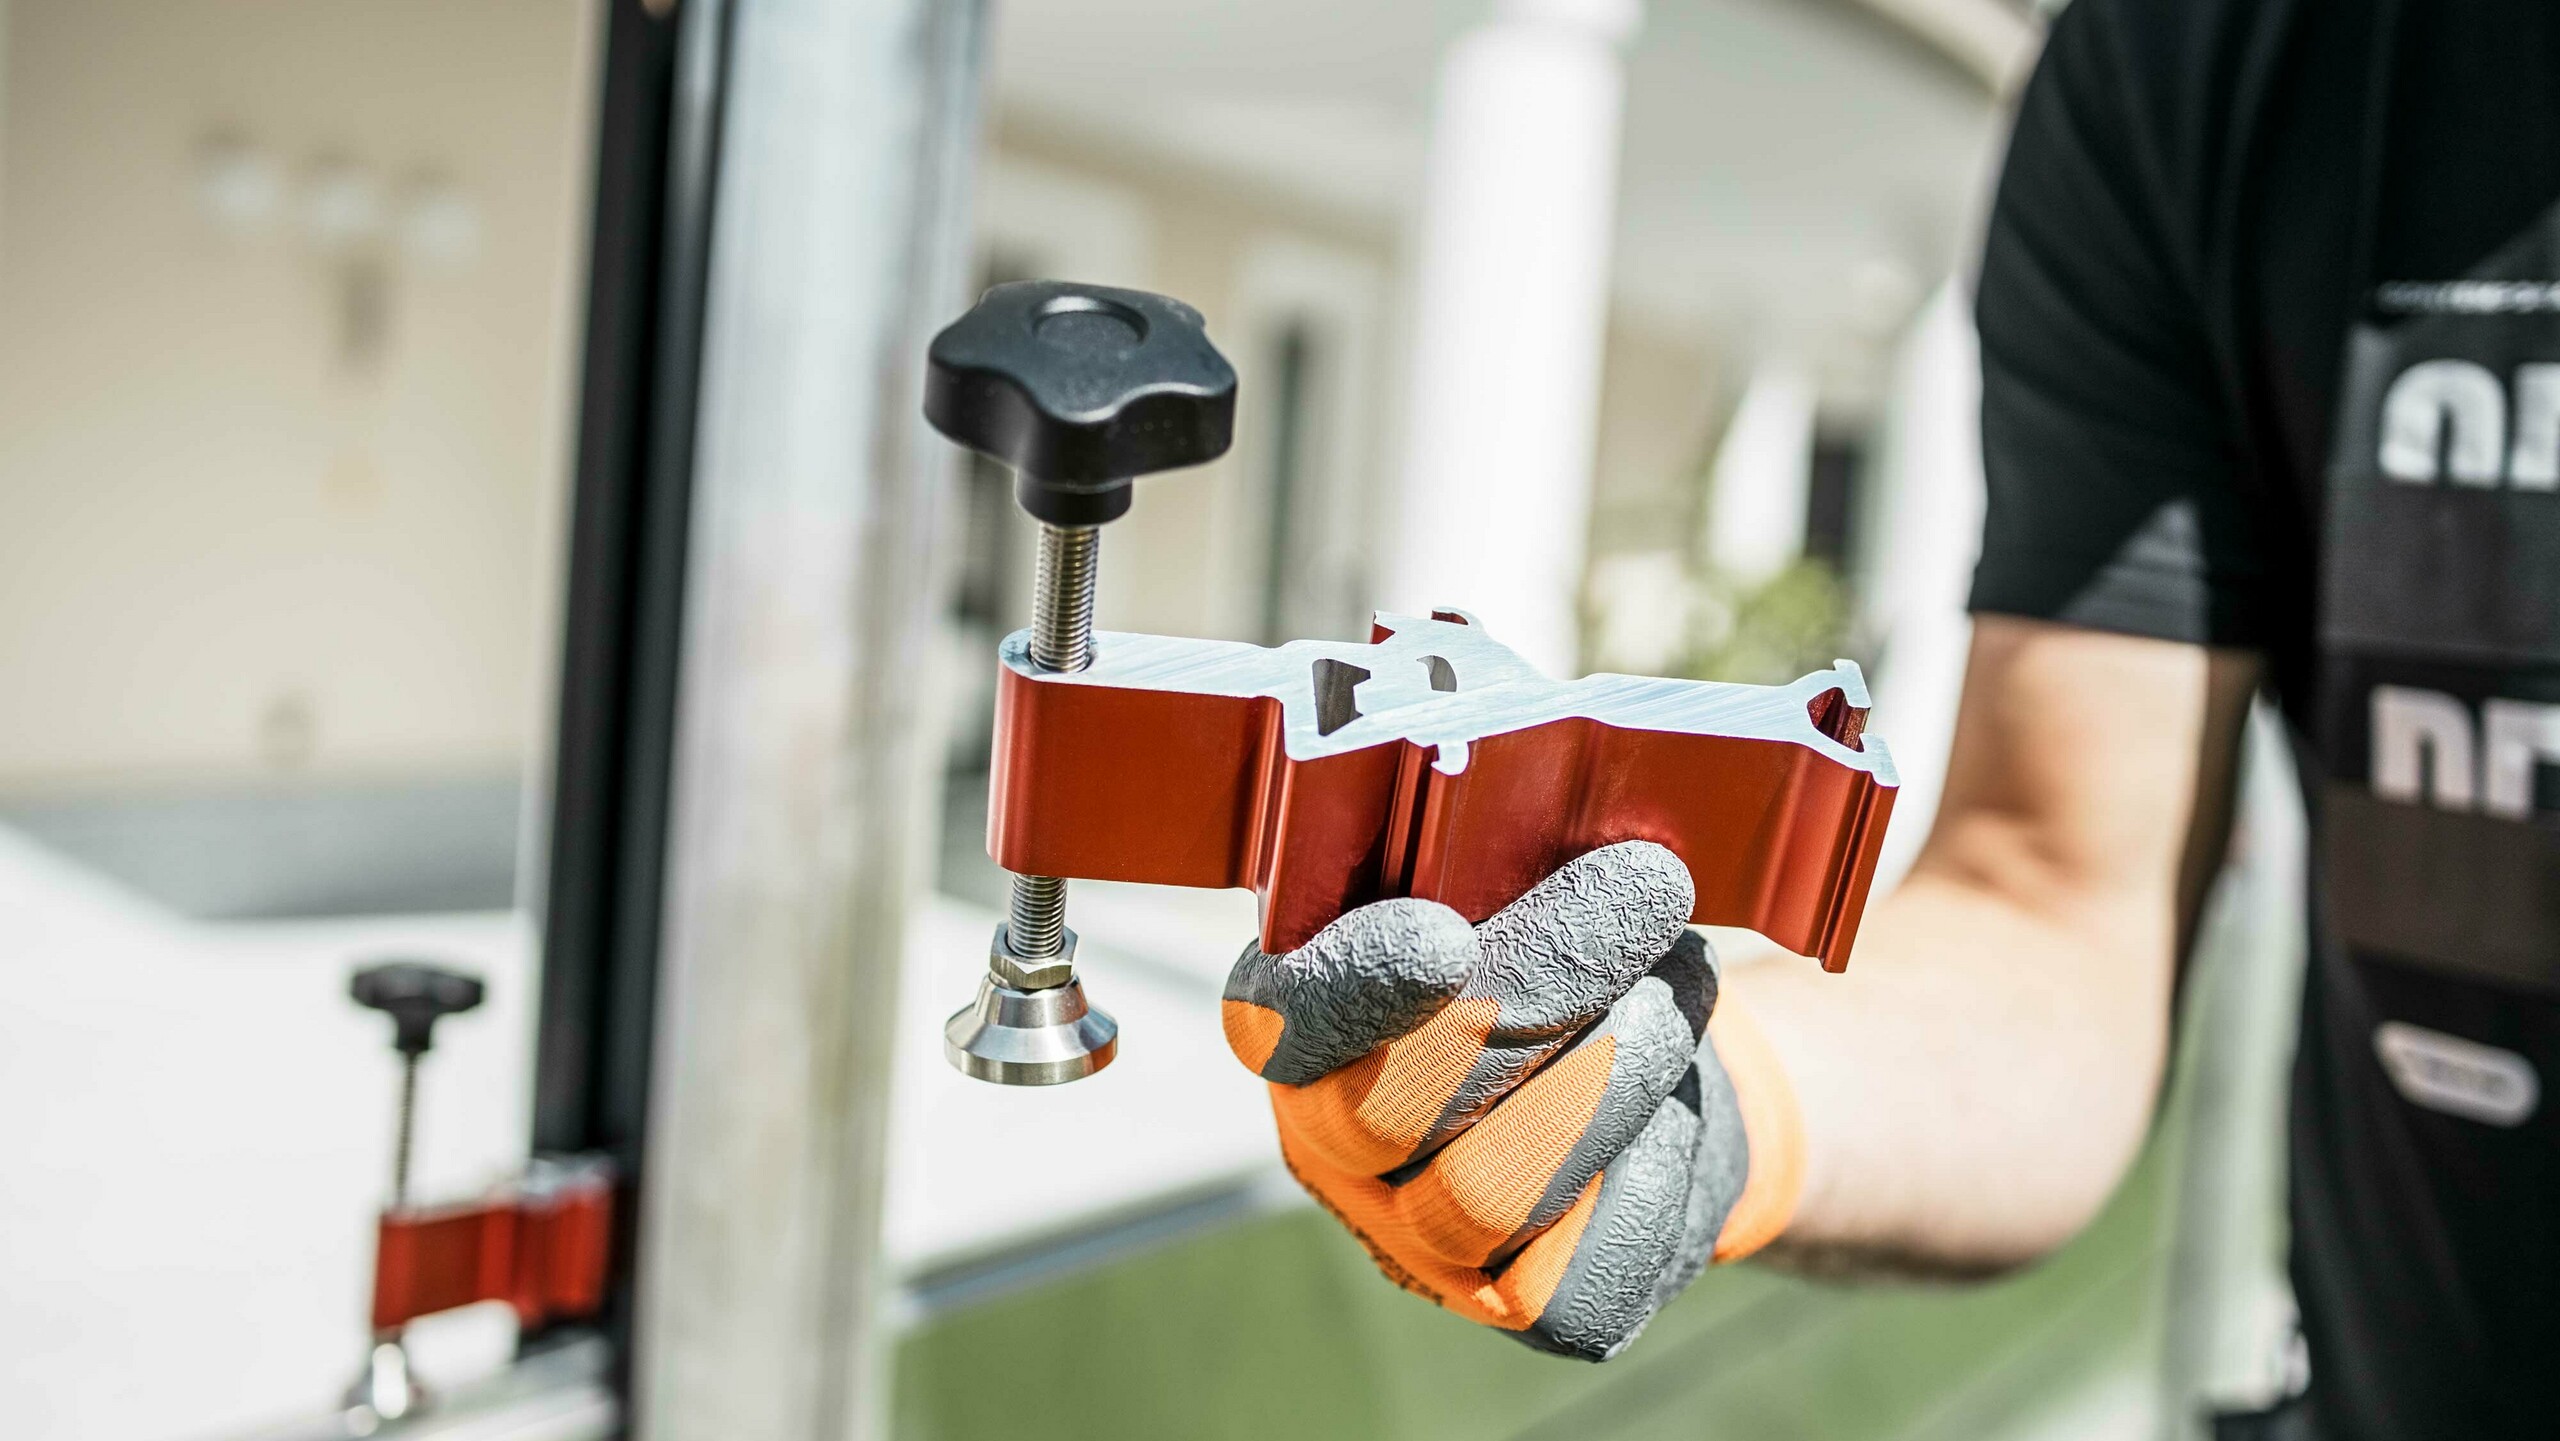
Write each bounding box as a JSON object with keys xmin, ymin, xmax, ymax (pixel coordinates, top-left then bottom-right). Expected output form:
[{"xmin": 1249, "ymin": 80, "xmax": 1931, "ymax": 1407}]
[{"xmin": 2373, "ymin": 1021, "xmax": 2541, "ymax": 1127}]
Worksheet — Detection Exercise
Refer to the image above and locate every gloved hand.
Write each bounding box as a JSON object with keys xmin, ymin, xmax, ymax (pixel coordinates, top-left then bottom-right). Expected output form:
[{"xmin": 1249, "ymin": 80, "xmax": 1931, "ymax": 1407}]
[{"xmin": 1222, "ymin": 840, "xmax": 1803, "ymax": 1360}]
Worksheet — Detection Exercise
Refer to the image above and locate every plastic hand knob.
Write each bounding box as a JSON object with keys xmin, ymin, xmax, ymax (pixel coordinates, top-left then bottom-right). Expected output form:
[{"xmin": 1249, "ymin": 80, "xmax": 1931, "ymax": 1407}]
[
  {"xmin": 924, "ymin": 280, "xmax": 1238, "ymax": 525},
  {"xmin": 351, "ymin": 962, "xmax": 487, "ymax": 1057}
]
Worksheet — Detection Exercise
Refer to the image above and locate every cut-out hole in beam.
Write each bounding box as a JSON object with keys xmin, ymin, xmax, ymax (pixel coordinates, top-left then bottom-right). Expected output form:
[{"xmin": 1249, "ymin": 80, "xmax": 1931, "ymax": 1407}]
[
  {"xmin": 1805, "ymin": 687, "xmax": 1868, "ymax": 752},
  {"xmin": 1313, "ymin": 659, "xmax": 1370, "ymax": 736}
]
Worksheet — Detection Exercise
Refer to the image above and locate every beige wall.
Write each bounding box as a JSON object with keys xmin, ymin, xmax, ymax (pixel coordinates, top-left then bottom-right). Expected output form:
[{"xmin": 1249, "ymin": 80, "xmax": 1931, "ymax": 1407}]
[{"xmin": 0, "ymin": 0, "xmax": 594, "ymax": 792}]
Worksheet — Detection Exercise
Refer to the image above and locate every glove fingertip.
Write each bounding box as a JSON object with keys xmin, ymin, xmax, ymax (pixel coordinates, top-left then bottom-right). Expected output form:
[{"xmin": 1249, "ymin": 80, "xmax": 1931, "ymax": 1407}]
[
  {"xmin": 1474, "ymin": 842, "xmax": 1698, "ymax": 1031},
  {"xmin": 1340, "ymin": 895, "xmax": 1477, "ymax": 991},
  {"xmin": 1593, "ymin": 839, "xmax": 1698, "ymax": 935},
  {"xmin": 1229, "ymin": 897, "xmax": 1478, "ymax": 1083},
  {"xmin": 1221, "ymin": 997, "xmax": 1287, "ymax": 1074}
]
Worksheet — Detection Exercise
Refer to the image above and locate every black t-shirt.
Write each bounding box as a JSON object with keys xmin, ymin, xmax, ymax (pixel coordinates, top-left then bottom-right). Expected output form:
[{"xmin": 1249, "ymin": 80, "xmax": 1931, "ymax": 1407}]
[{"xmin": 1972, "ymin": 1, "xmax": 2560, "ymax": 1436}]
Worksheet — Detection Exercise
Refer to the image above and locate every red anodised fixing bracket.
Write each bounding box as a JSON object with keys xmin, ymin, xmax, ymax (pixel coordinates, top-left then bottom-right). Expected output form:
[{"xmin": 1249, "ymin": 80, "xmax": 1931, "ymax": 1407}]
[
  {"xmin": 988, "ymin": 611, "xmax": 1899, "ymax": 970},
  {"xmin": 369, "ymin": 1157, "xmax": 614, "ymax": 1334}
]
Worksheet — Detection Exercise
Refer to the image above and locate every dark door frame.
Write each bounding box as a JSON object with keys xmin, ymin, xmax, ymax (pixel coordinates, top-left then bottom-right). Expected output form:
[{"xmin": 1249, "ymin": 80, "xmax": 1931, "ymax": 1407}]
[{"xmin": 523, "ymin": 0, "xmax": 732, "ymax": 1379}]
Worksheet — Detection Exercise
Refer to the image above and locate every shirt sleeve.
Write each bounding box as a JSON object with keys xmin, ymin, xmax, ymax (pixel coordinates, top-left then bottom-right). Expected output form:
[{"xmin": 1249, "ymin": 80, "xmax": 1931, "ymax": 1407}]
[{"xmin": 1969, "ymin": 0, "xmax": 2268, "ymax": 646}]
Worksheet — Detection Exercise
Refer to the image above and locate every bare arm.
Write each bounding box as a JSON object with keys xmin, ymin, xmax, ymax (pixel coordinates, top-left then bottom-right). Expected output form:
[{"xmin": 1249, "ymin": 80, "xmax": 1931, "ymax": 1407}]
[{"xmin": 1734, "ymin": 613, "xmax": 2261, "ymax": 1275}]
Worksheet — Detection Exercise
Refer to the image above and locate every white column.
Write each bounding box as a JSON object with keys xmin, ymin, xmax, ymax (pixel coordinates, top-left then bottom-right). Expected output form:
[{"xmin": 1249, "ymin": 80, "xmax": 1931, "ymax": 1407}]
[
  {"xmin": 1703, "ymin": 362, "xmax": 1819, "ymax": 585},
  {"xmin": 1854, "ymin": 283, "xmax": 1982, "ymax": 889},
  {"xmin": 1381, "ymin": 0, "xmax": 1640, "ymax": 676}
]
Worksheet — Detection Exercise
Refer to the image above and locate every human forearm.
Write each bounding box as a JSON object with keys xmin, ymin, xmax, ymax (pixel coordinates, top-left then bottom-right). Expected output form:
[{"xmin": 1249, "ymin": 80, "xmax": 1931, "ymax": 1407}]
[
  {"xmin": 1732, "ymin": 867, "xmax": 2174, "ymax": 1275},
  {"xmin": 1724, "ymin": 618, "xmax": 2257, "ymax": 1276}
]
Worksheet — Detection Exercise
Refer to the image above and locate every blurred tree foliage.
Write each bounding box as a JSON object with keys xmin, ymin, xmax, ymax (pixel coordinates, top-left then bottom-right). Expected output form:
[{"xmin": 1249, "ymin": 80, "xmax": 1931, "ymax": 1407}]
[{"xmin": 1672, "ymin": 555, "xmax": 1851, "ymax": 686}]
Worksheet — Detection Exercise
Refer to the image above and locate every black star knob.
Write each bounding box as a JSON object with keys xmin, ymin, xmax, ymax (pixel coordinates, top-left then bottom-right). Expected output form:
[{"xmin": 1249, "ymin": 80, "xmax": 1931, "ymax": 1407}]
[
  {"xmin": 924, "ymin": 280, "xmax": 1238, "ymax": 525},
  {"xmin": 350, "ymin": 962, "xmax": 486, "ymax": 1058}
]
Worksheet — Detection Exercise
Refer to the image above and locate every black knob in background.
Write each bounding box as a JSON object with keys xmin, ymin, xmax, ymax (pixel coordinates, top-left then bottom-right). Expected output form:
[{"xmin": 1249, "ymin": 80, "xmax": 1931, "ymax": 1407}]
[
  {"xmin": 351, "ymin": 962, "xmax": 486, "ymax": 1057},
  {"xmin": 924, "ymin": 280, "xmax": 1238, "ymax": 526}
]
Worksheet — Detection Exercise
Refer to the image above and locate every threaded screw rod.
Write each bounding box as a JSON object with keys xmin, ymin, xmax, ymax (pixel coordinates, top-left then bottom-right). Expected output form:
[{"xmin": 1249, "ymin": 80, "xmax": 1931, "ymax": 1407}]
[
  {"xmin": 1007, "ymin": 874, "xmax": 1069, "ymax": 961},
  {"xmin": 390, "ymin": 1052, "xmax": 420, "ymax": 1210},
  {"xmin": 1028, "ymin": 524, "xmax": 1100, "ymax": 672},
  {"xmin": 1005, "ymin": 521, "xmax": 1102, "ymax": 969}
]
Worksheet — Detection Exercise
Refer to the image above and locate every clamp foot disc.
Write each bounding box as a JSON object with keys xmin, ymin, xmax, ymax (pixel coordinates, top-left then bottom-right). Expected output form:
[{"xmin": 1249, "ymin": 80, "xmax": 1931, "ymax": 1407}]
[
  {"xmin": 344, "ymin": 1338, "xmax": 428, "ymax": 1424},
  {"xmin": 944, "ymin": 973, "xmax": 1117, "ymax": 1086}
]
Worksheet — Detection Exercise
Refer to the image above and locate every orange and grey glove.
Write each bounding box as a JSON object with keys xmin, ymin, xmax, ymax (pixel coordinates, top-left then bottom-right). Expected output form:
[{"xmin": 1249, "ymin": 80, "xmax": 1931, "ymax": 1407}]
[{"xmin": 1222, "ymin": 840, "xmax": 1804, "ymax": 1360}]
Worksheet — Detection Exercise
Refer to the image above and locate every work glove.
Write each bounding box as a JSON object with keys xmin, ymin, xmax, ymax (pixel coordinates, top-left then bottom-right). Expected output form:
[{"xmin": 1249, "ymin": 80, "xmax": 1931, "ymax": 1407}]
[{"xmin": 1222, "ymin": 840, "xmax": 1803, "ymax": 1360}]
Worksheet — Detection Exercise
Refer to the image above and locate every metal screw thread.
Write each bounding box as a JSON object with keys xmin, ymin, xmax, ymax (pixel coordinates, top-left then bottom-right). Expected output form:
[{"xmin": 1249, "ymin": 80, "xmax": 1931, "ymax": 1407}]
[
  {"xmin": 391, "ymin": 1053, "xmax": 419, "ymax": 1210},
  {"xmin": 1007, "ymin": 873, "xmax": 1069, "ymax": 961},
  {"xmin": 1005, "ymin": 521, "xmax": 1099, "ymax": 970},
  {"xmin": 1029, "ymin": 524, "xmax": 1100, "ymax": 673}
]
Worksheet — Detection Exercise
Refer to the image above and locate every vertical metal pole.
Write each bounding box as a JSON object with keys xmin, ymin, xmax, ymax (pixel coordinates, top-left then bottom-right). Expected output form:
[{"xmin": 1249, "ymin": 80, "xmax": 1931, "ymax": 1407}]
[{"xmin": 631, "ymin": 0, "xmax": 983, "ymax": 1437}]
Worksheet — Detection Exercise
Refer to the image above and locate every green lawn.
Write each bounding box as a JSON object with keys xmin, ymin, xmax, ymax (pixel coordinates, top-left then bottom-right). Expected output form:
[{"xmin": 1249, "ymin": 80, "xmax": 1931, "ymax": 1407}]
[{"xmin": 894, "ymin": 1126, "xmax": 2175, "ymax": 1441}]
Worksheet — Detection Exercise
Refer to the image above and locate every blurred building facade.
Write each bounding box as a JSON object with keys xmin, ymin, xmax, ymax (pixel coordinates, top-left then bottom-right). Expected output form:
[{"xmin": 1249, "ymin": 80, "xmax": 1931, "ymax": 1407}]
[{"xmin": 958, "ymin": 0, "xmax": 2020, "ymax": 674}]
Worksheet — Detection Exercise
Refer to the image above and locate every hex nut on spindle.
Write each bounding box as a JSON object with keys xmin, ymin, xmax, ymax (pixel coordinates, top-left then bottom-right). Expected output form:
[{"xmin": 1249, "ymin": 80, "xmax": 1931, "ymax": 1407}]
[
  {"xmin": 989, "ymin": 922, "xmax": 1078, "ymax": 991},
  {"xmin": 944, "ymin": 933, "xmax": 1118, "ymax": 1087}
]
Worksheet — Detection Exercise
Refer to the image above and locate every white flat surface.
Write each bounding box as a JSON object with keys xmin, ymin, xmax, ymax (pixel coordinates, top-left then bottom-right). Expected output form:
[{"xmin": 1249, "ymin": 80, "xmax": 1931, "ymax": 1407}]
[
  {"xmin": 0, "ymin": 825, "xmax": 536, "ymax": 1441},
  {"xmin": 0, "ymin": 821, "xmax": 1282, "ymax": 1440}
]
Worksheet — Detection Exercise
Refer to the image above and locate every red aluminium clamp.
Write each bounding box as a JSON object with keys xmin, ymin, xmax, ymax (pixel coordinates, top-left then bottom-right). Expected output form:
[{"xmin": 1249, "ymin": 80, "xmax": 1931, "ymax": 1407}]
[
  {"xmin": 343, "ymin": 966, "xmax": 616, "ymax": 1425},
  {"xmin": 923, "ymin": 279, "xmax": 1895, "ymax": 1087},
  {"xmin": 988, "ymin": 609, "xmax": 1898, "ymax": 970},
  {"xmin": 368, "ymin": 1157, "xmax": 616, "ymax": 1333}
]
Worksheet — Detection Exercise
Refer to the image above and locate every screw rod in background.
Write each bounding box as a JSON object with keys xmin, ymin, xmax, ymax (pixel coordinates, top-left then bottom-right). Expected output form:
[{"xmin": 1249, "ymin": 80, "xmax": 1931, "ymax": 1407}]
[
  {"xmin": 344, "ymin": 958, "xmax": 483, "ymax": 1422},
  {"xmin": 390, "ymin": 1052, "xmax": 421, "ymax": 1210},
  {"xmin": 349, "ymin": 960, "xmax": 482, "ymax": 1206}
]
